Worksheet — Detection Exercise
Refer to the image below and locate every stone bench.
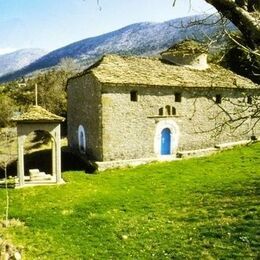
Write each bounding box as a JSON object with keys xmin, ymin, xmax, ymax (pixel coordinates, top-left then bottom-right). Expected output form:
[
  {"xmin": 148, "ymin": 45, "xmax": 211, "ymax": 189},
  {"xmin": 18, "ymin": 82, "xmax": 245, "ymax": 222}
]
[
  {"xmin": 214, "ymin": 140, "xmax": 251, "ymax": 149},
  {"xmin": 177, "ymin": 147, "xmax": 218, "ymax": 158}
]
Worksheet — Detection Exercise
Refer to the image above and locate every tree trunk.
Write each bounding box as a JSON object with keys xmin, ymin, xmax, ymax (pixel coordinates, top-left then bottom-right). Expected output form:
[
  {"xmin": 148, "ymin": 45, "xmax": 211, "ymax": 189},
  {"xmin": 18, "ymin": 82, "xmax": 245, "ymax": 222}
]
[{"xmin": 205, "ymin": 0, "xmax": 260, "ymax": 48}]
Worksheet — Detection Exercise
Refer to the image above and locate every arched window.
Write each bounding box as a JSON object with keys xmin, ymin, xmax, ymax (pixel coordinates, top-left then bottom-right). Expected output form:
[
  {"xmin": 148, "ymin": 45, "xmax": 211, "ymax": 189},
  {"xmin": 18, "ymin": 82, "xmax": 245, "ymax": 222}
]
[
  {"xmin": 165, "ymin": 105, "xmax": 171, "ymax": 115},
  {"xmin": 78, "ymin": 125, "xmax": 86, "ymax": 154},
  {"xmin": 80, "ymin": 131, "xmax": 84, "ymax": 151},
  {"xmin": 158, "ymin": 106, "xmax": 176, "ymax": 116},
  {"xmin": 159, "ymin": 107, "xmax": 164, "ymax": 116},
  {"xmin": 172, "ymin": 107, "xmax": 176, "ymax": 115}
]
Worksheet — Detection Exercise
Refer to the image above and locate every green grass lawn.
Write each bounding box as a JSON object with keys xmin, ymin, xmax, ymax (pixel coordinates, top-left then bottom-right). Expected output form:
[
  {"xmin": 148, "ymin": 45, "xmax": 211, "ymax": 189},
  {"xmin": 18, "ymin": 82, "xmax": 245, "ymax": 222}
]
[{"xmin": 0, "ymin": 143, "xmax": 259, "ymax": 259}]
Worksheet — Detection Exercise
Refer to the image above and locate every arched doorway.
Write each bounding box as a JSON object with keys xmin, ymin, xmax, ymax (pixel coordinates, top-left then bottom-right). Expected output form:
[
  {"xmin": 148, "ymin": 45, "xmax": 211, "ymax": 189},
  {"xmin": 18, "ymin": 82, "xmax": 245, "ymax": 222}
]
[
  {"xmin": 161, "ymin": 128, "xmax": 171, "ymax": 155},
  {"xmin": 154, "ymin": 120, "xmax": 180, "ymax": 157}
]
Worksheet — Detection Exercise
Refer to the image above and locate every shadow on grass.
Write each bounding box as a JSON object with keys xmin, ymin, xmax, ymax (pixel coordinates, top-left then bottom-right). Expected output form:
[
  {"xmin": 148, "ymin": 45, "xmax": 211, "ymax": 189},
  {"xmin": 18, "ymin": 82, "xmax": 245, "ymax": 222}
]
[{"xmin": 0, "ymin": 148, "xmax": 96, "ymax": 178}]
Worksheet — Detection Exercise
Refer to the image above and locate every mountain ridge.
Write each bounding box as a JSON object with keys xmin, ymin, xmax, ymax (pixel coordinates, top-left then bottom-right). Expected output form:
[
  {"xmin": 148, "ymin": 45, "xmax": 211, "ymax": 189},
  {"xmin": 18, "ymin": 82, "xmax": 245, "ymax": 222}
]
[
  {"xmin": 0, "ymin": 14, "xmax": 231, "ymax": 83},
  {"xmin": 0, "ymin": 48, "xmax": 47, "ymax": 78}
]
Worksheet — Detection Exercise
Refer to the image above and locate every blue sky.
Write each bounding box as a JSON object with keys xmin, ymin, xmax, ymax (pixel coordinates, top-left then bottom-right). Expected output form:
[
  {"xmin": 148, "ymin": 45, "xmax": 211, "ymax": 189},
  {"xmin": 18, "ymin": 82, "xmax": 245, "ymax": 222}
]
[{"xmin": 0, "ymin": 0, "xmax": 215, "ymax": 54}]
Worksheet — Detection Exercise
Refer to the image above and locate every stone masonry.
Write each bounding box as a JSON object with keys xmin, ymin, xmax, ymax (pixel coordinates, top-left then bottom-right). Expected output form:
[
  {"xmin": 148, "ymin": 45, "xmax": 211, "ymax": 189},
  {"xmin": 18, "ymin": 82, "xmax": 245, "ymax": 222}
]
[{"xmin": 67, "ymin": 41, "xmax": 260, "ymax": 162}]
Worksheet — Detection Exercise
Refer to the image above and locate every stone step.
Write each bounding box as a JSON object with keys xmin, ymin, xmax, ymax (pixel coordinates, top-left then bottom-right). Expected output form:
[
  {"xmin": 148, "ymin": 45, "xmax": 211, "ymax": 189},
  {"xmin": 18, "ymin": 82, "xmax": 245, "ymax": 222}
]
[{"xmin": 30, "ymin": 174, "xmax": 52, "ymax": 181}]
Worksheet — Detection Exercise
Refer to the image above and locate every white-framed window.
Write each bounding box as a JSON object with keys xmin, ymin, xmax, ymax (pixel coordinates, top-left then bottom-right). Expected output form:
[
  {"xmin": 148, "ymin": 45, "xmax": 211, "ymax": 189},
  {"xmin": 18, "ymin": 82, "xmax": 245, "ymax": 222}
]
[{"xmin": 78, "ymin": 125, "xmax": 86, "ymax": 154}]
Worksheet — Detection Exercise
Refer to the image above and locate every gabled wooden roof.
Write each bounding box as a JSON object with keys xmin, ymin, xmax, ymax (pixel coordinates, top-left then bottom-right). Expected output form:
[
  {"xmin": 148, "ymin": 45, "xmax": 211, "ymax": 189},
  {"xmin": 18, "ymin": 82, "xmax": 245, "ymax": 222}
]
[{"xmin": 12, "ymin": 106, "xmax": 65, "ymax": 123}]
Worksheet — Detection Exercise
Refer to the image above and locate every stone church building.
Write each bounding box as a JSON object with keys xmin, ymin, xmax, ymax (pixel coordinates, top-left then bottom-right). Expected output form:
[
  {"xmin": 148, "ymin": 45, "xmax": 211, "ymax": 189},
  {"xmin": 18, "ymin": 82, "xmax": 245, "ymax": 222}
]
[{"xmin": 67, "ymin": 40, "xmax": 259, "ymax": 162}]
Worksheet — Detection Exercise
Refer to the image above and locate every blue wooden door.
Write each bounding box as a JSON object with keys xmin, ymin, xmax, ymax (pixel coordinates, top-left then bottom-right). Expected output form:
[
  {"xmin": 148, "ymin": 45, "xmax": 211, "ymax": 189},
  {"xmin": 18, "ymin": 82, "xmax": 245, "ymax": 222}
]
[{"xmin": 161, "ymin": 128, "xmax": 171, "ymax": 155}]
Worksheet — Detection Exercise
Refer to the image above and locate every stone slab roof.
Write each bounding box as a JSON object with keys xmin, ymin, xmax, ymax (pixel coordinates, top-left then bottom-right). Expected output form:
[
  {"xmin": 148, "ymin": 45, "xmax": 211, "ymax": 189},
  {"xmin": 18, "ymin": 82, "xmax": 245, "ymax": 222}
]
[
  {"xmin": 79, "ymin": 54, "xmax": 258, "ymax": 89},
  {"xmin": 12, "ymin": 106, "xmax": 65, "ymax": 123},
  {"xmin": 161, "ymin": 39, "xmax": 208, "ymax": 55}
]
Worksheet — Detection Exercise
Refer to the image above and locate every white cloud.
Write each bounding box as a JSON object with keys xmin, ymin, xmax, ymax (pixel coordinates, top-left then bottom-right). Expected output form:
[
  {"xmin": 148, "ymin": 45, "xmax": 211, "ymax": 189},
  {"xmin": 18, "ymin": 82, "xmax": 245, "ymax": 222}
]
[{"xmin": 0, "ymin": 47, "xmax": 17, "ymax": 55}]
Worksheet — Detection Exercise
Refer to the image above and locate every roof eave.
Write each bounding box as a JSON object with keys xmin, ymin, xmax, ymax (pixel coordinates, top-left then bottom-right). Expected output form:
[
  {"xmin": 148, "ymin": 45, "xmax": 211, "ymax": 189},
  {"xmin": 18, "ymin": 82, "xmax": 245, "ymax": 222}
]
[{"xmin": 13, "ymin": 119, "xmax": 65, "ymax": 123}]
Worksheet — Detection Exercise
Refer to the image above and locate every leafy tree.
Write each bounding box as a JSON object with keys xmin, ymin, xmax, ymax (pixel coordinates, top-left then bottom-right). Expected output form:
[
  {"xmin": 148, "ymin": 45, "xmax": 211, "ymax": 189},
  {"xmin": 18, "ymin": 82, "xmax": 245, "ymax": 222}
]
[
  {"xmin": 27, "ymin": 69, "xmax": 69, "ymax": 116},
  {"xmin": 0, "ymin": 94, "xmax": 16, "ymax": 127},
  {"xmin": 2, "ymin": 63, "xmax": 76, "ymax": 117},
  {"xmin": 4, "ymin": 81, "xmax": 34, "ymax": 108}
]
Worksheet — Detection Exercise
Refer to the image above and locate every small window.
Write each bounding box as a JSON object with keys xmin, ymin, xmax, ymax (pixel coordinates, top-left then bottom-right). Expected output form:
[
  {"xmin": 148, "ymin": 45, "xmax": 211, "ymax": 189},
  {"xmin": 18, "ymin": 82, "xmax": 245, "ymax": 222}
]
[
  {"xmin": 165, "ymin": 105, "xmax": 171, "ymax": 115},
  {"xmin": 175, "ymin": 92, "xmax": 182, "ymax": 102},
  {"xmin": 78, "ymin": 125, "xmax": 86, "ymax": 154},
  {"xmin": 247, "ymin": 96, "xmax": 252, "ymax": 104},
  {"xmin": 172, "ymin": 107, "xmax": 176, "ymax": 115},
  {"xmin": 159, "ymin": 107, "xmax": 164, "ymax": 115},
  {"xmin": 130, "ymin": 91, "xmax": 138, "ymax": 102},
  {"xmin": 80, "ymin": 132, "xmax": 84, "ymax": 152},
  {"xmin": 215, "ymin": 94, "xmax": 222, "ymax": 104}
]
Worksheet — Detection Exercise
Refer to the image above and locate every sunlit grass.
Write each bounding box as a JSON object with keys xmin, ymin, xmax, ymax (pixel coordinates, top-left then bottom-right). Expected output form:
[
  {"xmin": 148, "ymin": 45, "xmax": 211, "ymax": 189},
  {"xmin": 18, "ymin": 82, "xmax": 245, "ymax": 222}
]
[{"xmin": 0, "ymin": 143, "xmax": 259, "ymax": 259}]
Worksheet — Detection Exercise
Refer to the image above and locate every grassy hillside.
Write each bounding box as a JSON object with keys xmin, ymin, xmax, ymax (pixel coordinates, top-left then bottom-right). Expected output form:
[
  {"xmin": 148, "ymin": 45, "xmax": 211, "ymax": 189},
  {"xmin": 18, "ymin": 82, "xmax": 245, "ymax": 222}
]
[{"xmin": 0, "ymin": 143, "xmax": 259, "ymax": 259}]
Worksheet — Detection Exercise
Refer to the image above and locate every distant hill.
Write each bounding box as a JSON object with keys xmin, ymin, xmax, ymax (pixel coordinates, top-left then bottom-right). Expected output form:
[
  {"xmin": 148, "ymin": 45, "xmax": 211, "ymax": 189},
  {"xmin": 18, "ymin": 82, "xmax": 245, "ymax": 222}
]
[
  {"xmin": 0, "ymin": 49, "xmax": 47, "ymax": 78},
  {"xmin": 0, "ymin": 15, "xmax": 233, "ymax": 83}
]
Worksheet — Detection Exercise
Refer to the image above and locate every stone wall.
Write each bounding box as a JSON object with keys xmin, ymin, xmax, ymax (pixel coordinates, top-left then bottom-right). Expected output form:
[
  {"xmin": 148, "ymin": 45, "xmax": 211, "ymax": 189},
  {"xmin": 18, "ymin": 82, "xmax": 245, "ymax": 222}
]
[
  {"xmin": 67, "ymin": 72, "xmax": 259, "ymax": 162},
  {"xmin": 101, "ymin": 84, "xmax": 259, "ymax": 161},
  {"xmin": 67, "ymin": 73, "xmax": 103, "ymax": 160},
  {"xmin": 161, "ymin": 53, "xmax": 209, "ymax": 70}
]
